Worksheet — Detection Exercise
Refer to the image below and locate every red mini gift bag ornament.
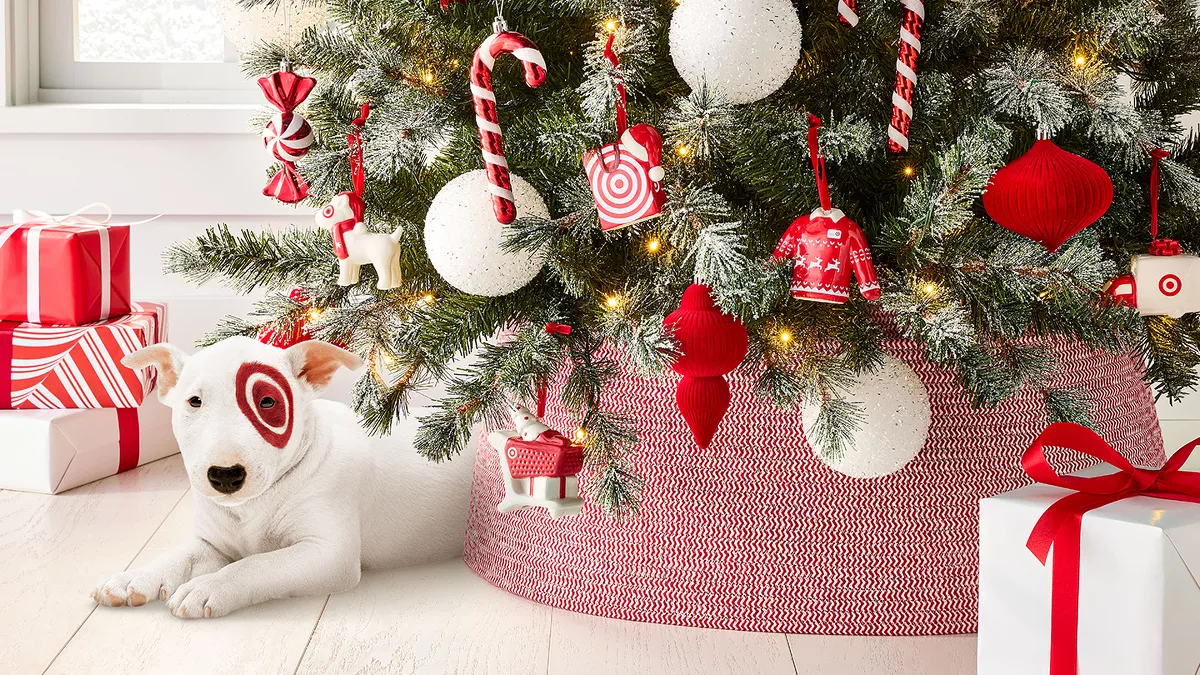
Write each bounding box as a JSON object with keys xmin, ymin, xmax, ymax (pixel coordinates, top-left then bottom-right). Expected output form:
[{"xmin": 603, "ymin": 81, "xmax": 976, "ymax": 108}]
[
  {"xmin": 663, "ymin": 284, "xmax": 748, "ymax": 449},
  {"xmin": 582, "ymin": 34, "xmax": 667, "ymax": 232},
  {"xmin": 983, "ymin": 136, "xmax": 1113, "ymax": 253}
]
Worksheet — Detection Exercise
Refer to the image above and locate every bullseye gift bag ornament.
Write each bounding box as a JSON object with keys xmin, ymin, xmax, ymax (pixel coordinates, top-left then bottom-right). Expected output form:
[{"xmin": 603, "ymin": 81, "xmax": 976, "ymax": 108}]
[
  {"xmin": 487, "ymin": 403, "xmax": 584, "ymax": 518},
  {"xmin": 582, "ymin": 34, "xmax": 667, "ymax": 232},
  {"xmin": 259, "ymin": 68, "xmax": 316, "ymax": 204},
  {"xmin": 983, "ymin": 133, "xmax": 1113, "ymax": 253},
  {"xmin": 773, "ymin": 115, "xmax": 881, "ymax": 304},
  {"xmin": 1104, "ymin": 149, "xmax": 1200, "ymax": 318}
]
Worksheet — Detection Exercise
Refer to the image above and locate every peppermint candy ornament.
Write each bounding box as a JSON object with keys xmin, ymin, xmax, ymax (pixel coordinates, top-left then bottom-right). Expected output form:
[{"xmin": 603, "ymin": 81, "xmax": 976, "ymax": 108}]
[
  {"xmin": 582, "ymin": 34, "xmax": 667, "ymax": 232},
  {"xmin": 263, "ymin": 111, "xmax": 314, "ymax": 163},
  {"xmin": 258, "ymin": 69, "xmax": 316, "ymax": 204}
]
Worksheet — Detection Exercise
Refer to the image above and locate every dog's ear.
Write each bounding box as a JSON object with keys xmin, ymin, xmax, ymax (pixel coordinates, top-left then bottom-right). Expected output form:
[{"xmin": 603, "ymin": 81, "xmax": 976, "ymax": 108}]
[
  {"xmin": 285, "ymin": 341, "xmax": 364, "ymax": 391},
  {"xmin": 122, "ymin": 343, "xmax": 188, "ymax": 396}
]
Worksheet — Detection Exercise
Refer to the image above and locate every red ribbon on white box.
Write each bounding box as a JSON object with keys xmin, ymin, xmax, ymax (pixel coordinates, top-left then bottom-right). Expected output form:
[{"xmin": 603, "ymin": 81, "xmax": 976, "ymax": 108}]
[{"xmin": 0, "ymin": 204, "xmax": 158, "ymax": 323}]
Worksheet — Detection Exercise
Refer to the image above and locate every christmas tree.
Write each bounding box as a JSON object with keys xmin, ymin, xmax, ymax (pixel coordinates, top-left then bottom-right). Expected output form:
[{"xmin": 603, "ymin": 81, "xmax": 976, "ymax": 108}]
[{"xmin": 167, "ymin": 0, "xmax": 1200, "ymax": 517}]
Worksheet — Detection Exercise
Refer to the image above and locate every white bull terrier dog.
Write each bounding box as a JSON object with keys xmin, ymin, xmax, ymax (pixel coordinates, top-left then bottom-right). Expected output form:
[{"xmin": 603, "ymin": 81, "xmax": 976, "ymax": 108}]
[
  {"xmin": 91, "ymin": 336, "xmax": 458, "ymax": 619},
  {"xmin": 317, "ymin": 191, "xmax": 404, "ymax": 290}
]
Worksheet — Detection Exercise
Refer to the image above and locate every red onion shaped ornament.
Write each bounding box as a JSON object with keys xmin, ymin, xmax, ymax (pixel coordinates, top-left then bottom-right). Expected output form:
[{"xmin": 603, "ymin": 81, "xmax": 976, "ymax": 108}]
[
  {"xmin": 663, "ymin": 284, "xmax": 749, "ymax": 449},
  {"xmin": 982, "ymin": 139, "xmax": 1113, "ymax": 253}
]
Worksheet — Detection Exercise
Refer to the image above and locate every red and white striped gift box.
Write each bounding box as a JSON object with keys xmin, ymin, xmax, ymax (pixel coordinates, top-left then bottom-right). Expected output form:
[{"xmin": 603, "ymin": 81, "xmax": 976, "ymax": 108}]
[
  {"xmin": 0, "ymin": 302, "xmax": 166, "ymax": 410},
  {"xmin": 0, "ymin": 214, "xmax": 132, "ymax": 326}
]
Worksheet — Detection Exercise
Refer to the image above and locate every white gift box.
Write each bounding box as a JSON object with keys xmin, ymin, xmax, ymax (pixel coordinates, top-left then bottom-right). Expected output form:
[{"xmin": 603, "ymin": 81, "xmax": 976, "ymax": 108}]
[
  {"xmin": 0, "ymin": 394, "xmax": 178, "ymax": 494},
  {"xmin": 979, "ymin": 483, "xmax": 1200, "ymax": 675}
]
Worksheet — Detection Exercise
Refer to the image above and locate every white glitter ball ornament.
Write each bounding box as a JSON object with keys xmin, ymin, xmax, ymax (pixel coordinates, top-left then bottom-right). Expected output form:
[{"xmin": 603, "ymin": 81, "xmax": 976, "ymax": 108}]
[
  {"xmin": 802, "ymin": 354, "xmax": 932, "ymax": 479},
  {"xmin": 213, "ymin": 0, "xmax": 327, "ymax": 53},
  {"xmin": 669, "ymin": 0, "xmax": 803, "ymax": 105},
  {"xmin": 425, "ymin": 170, "xmax": 549, "ymax": 297}
]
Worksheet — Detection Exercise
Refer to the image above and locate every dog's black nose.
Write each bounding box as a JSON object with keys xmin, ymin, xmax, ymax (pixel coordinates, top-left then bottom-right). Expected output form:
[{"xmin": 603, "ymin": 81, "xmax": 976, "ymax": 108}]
[{"xmin": 207, "ymin": 465, "xmax": 246, "ymax": 494}]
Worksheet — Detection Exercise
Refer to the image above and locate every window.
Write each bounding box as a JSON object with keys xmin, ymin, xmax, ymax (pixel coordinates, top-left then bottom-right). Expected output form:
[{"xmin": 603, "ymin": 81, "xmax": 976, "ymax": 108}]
[{"xmin": 37, "ymin": 0, "xmax": 254, "ymax": 103}]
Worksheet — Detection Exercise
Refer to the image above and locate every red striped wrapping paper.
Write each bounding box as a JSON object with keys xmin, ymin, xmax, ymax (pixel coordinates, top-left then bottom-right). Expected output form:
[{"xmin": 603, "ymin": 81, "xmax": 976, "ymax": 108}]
[
  {"xmin": 464, "ymin": 339, "xmax": 1165, "ymax": 635},
  {"xmin": 0, "ymin": 302, "xmax": 166, "ymax": 410},
  {"xmin": 0, "ymin": 220, "xmax": 132, "ymax": 326}
]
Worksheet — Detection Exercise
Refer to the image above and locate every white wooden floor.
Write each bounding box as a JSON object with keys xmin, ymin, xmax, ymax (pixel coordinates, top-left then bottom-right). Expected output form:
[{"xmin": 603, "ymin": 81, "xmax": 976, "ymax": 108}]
[{"xmin": 1, "ymin": 455, "xmax": 977, "ymax": 675}]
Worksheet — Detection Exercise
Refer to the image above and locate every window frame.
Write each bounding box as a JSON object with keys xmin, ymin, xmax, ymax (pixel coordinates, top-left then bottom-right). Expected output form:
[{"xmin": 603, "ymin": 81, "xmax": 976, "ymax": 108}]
[{"xmin": 20, "ymin": 0, "xmax": 258, "ymax": 105}]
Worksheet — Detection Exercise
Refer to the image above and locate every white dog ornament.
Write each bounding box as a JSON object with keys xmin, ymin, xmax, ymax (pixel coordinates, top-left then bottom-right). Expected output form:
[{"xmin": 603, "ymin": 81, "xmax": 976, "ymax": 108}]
[{"xmin": 317, "ymin": 191, "xmax": 404, "ymax": 290}]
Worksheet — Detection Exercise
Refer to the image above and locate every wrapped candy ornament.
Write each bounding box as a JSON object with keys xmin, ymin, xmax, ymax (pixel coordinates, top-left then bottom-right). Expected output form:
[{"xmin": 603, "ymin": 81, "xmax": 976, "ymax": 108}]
[
  {"xmin": 582, "ymin": 34, "xmax": 667, "ymax": 232},
  {"xmin": 1104, "ymin": 149, "xmax": 1199, "ymax": 318},
  {"xmin": 314, "ymin": 106, "xmax": 405, "ymax": 290},
  {"xmin": 259, "ymin": 69, "xmax": 316, "ymax": 203},
  {"xmin": 487, "ymin": 404, "xmax": 585, "ymax": 519},
  {"xmin": 773, "ymin": 115, "xmax": 881, "ymax": 304}
]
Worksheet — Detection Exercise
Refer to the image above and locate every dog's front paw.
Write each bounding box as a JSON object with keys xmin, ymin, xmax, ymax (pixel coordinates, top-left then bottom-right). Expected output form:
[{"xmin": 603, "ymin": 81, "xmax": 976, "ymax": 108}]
[
  {"xmin": 92, "ymin": 568, "xmax": 174, "ymax": 608},
  {"xmin": 166, "ymin": 573, "xmax": 241, "ymax": 619}
]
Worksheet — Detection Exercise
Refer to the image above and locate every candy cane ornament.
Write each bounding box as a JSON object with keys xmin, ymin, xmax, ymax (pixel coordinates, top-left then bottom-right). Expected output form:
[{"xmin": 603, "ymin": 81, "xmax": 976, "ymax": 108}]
[
  {"xmin": 470, "ymin": 31, "xmax": 548, "ymax": 224},
  {"xmin": 837, "ymin": 0, "xmax": 925, "ymax": 153},
  {"xmin": 888, "ymin": 0, "xmax": 925, "ymax": 154},
  {"xmin": 837, "ymin": 0, "xmax": 859, "ymax": 26}
]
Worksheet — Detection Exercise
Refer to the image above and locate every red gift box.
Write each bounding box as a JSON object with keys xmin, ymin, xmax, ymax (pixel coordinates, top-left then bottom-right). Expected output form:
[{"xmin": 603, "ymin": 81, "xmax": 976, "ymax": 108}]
[
  {"xmin": 0, "ymin": 302, "xmax": 166, "ymax": 409},
  {"xmin": 0, "ymin": 207, "xmax": 133, "ymax": 326}
]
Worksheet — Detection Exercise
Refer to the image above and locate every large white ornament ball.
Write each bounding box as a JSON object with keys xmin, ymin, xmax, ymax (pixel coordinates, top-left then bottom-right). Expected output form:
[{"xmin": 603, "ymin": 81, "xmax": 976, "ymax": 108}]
[
  {"xmin": 213, "ymin": 0, "xmax": 327, "ymax": 53},
  {"xmin": 425, "ymin": 170, "xmax": 549, "ymax": 297},
  {"xmin": 669, "ymin": 0, "xmax": 803, "ymax": 105},
  {"xmin": 802, "ymin": 354, "xmax": 932, "ymax": 479}
]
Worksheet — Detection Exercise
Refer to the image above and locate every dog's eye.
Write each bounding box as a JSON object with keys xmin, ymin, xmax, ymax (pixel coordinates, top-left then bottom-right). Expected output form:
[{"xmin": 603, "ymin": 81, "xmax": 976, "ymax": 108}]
[
  {"xmin": 259, "ymin": 396, "xmax": 277, "ymax": 409},
  {"xmin": 188, "ymin": 396, "xmax": 202, "ymax": 408}
]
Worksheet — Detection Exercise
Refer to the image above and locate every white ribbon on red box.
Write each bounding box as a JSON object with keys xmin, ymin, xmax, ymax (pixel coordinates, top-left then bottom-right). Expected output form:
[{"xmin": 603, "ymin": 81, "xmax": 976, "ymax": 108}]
[{"xmin": 0, "ymin": 204, "xmax": 159, "ymax": 323}]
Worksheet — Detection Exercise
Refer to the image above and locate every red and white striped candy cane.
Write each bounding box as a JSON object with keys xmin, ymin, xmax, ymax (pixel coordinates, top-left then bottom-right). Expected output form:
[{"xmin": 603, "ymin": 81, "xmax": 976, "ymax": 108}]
[
  {"xmin": 888, "ymin": 0, "xmax": 925, "ymax": 154},
  {"xmin": 470, "ymin": 31, "xmax": 547, "ymax": 224},
  {"xmin": 837, "ymin": 0, "xmax": 858, "ymax": 27}
]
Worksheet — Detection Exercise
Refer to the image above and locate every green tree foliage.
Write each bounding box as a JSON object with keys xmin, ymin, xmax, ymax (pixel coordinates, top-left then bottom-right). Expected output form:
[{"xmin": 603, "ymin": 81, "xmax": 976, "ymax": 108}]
[{"xmin": 167, "ymin": 0, "xmax": 1200, "ymax": 516}]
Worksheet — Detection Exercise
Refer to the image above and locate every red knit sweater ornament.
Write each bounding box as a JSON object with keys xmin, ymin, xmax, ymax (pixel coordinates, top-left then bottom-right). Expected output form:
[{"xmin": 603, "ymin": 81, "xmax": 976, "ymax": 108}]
[{"xmin": 663, "ymin": 284, "xmax": 749, "ymax": 449}]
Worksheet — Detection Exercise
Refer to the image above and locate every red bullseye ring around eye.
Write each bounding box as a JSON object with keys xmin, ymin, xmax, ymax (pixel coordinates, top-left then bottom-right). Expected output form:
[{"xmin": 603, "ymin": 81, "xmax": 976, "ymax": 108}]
[
  {"xmin": 585, "ymin": 146, "xmax": 657, "ymax": 226},
  {"xmin": 236, "ymin": 362, "xmax": 294, "ymax": 449},
  {"xmin": 1160, "ymin": 274, "xmax": 1182, "ymax": 297}
]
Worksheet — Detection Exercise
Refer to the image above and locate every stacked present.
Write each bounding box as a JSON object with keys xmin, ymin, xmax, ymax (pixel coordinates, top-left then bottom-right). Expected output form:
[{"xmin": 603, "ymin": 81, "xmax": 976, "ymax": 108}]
[{"xmin": 0, "ymin": 207, "xmax": 178, "ymax": 494}]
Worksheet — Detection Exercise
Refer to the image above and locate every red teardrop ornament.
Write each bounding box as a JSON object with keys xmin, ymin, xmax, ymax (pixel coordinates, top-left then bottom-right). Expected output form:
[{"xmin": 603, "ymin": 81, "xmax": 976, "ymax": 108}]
[
  {"xmin": 663, "ymin": 284, "xmax": 749, "ymax": 449},
  {"xmin": 982, "ymin": 139, "xmax": 1113, "ymax": 253}
]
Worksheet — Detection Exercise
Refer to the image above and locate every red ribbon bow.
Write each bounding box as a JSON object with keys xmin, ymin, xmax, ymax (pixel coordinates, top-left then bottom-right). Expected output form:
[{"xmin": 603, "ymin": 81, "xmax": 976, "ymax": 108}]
[
  {"xmin": 545, "ymin": 322, "xmax": 573, "ymax": 335},
  {"xmin": 1023, "ymin": 423, "xmax": 1200, "ymax": 675},
  {"xmin": 1149, "ymin": 238, "xmax": 1182, "ymax": 257}
]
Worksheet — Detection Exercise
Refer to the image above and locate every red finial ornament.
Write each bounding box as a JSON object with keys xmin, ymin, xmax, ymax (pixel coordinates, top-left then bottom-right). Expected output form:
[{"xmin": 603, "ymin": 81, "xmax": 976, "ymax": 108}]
[
  {"xmin": 983, "ymin": 137, "xmax": 1113, "ymax": 253},
  {"xmin": 663, "ymin": 284, "xmax": 748, "ymax": 449}
]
